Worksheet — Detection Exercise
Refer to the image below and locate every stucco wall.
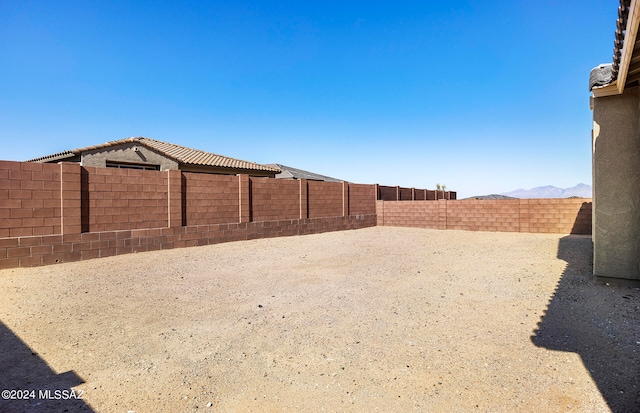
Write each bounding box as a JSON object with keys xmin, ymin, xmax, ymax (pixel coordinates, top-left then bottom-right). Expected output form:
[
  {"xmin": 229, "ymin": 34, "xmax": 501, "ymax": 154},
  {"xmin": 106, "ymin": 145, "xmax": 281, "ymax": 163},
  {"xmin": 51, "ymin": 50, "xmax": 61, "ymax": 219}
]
[
  {"xmin": 592, "ymin": 88, "xmax": 640, "ymax": 283},
  {"xmin": 81, "ymin": 142, "xmax": 179, "ymax": 170},
  {"xmin": 79, "ymin": 143, "xmax": 277, "ymax": 177}
]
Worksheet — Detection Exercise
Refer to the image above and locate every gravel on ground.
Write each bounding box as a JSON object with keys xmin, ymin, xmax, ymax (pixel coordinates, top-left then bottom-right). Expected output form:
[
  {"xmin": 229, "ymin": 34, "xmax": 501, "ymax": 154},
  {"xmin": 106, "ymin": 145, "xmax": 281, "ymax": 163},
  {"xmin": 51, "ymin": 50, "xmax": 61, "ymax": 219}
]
[{"xmin": 0, "ymin": 226, "xmax": 638, "ymax": 412}]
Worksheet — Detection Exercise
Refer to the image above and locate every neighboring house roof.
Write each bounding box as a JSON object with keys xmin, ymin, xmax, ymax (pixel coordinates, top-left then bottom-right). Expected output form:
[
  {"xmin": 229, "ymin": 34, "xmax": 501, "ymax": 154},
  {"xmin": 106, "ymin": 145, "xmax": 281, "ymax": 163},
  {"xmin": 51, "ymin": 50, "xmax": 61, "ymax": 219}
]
[
  {"xmin": 266, "ymin": 163, "xmax": 343, "ymax": 182},
  {"xmin": 591, "ymin": 0, "xmax": 640, "ymax": 96},
  {"xmin": 28, "ymin": 137, "xmax": 280, "ymax": 173}
]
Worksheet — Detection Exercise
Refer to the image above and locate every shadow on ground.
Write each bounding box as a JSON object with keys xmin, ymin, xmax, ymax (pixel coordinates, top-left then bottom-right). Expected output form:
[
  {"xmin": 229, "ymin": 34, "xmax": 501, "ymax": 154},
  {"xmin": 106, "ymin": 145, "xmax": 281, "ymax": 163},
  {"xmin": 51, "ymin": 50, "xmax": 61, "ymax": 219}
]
[
  {"xmin": 531, "ymin": 235, "xmax": 640, "ymax": 412},
  {"xmin": 0, "ymin": 321, "xmax": 94, "ymax": 412}
]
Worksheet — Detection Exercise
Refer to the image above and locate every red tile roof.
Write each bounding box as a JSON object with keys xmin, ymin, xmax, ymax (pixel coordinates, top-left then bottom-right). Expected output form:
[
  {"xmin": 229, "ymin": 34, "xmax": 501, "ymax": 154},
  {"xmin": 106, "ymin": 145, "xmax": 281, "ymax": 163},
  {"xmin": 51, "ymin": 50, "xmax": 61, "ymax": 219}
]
[
  {"xmin": 612, "ymin": 0, "xmax": 632, "ymax": 80},
  {"xmin": 28, "ymin": 137, "xmax": 280, "ymax": 173}
]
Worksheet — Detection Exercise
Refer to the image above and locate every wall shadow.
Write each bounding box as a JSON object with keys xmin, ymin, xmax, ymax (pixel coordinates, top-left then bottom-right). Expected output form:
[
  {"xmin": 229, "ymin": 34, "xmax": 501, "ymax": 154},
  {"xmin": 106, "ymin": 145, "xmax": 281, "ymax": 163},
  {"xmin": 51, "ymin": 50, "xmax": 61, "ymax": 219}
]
[
  {"xmin": 570, "ymin": 201, "xmax": 592, "ymax": 235},
  {"xmin": 531, "ymin": 235, "xmax": 640, "ymax": 412},
  {"xmin": 181, "ymin": 173, "xmax": 187, "ymax": 226},
  {"xmin": 80, "ymin": 167, "xmax": 90, "ymax": 233},
  {"xmin": 0, "ymin": 321, "xmax": 94, "ymax": 412}
]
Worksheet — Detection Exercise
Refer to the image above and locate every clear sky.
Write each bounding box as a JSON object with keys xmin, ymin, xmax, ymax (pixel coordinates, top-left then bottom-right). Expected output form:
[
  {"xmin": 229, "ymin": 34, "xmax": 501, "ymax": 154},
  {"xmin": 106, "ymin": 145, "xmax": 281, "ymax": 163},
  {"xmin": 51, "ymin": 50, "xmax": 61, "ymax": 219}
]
[{"xmin": 0, "ymin": 1, "xmax": 616, "ymax": 198}]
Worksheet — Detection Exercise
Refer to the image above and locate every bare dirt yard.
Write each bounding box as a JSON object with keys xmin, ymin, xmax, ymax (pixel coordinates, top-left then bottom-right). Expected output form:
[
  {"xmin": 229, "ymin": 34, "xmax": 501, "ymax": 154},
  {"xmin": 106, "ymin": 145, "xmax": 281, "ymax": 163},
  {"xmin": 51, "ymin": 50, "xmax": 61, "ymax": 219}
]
[{"xmin": 0, "ymin": 226, "xmax": 638, "ymax": 412}]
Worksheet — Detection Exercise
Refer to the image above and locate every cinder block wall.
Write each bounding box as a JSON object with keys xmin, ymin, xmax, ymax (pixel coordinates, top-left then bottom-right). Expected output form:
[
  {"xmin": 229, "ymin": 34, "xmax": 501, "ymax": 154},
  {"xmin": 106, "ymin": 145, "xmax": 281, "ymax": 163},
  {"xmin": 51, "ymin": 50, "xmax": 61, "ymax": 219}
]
[
  {"xmin": 83, "ymin": 166, "xmax": 169, "ymax": 232},
  {"xmin": 399, "ymin": 187, "xmax": 413, "ymax": 200},
  {"xmin": 0, "ymin": 161, "xmax": 62, "ymax": 238},
  {"xmin": 447, "ymin": 200, "xmax": 520, "ymax": 232},
  {"xmin": 0, "ymin": 159, "xmax": 593, "ymax": 270},
  {"xmin": 377, "ymin": 185, "xmax": 455, "ymax": 201},
  {"xmin": 524, "ymin": 199, "xmax": 592, "ymax": 234},
  {"xmin": 0, "ymin": 161, "xmax": 377, "ymax": 269},
  {"xmin": 377, "ymin": 199, "xmax": 592, "ymax": 234},
  {"xmin": 377, "ymin": 200, "xmax": 446, "ymax": 229},
  {"xmin": 250, "ymin": 177, "xmax": 300, "ymax": 221},
  {"xmin": 349, "ymin": 184, "xmax": 376, "ymax": 215},
  {"xmin": 184, "ymin": 172, "xmax": 239, "ymax": 226},
  {"xmin": 308, "ymin": 181, "xmax": 343, "ymax": 219},
  {"xmin": 378, "ymin": 185, "xmax": 398, "ymax": 201}
]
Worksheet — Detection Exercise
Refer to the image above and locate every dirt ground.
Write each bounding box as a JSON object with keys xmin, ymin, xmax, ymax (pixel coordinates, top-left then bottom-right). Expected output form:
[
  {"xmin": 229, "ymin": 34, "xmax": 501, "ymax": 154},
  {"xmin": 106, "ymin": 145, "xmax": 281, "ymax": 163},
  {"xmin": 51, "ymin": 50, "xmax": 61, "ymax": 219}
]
[{"xmin": 0, "ymin": 226, "xmax": 638, "ymax": 412}]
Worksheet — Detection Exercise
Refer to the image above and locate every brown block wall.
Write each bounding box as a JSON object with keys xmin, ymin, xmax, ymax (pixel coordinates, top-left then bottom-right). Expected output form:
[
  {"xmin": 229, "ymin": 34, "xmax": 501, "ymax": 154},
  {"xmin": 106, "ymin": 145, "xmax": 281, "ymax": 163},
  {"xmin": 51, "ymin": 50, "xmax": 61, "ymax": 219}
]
[
  {"xmin": 83, "ymin": 167, "xmax": 168, "ymax": 232},
  {"xmin": 378, "ymin": 185, "xmax": 398, "ymax": 201},
  {"xmin": 377, "ymin": 200, "xmax": 446, "ymax": 229},
  {"xmin": 0, "ymin": 161, "xmax": 61, "ymax": 238},
  {"xmin": 349, "ymin": 184, "xmax": 376, "ymax": 215},
  {"xmin": 62, "ymin": 163, "xmax": 82, "ymax": 235},
  {"xmin": 0, "ymin": 157, "xmax": 595, "ymax": 271},
  {"xmin": 375, "ymin": 186, "xmax": 449, "ymax": 201},
  {"xmin": 377, "ymin": 199, "xmax": 592, "ymax": 235},
  {"xmin": 523, "ymin": 199, "xmax": 593, "ymax": 234},
  {"xmin": 183, "ymin": 172, "xmax": 239, "ymax": 226},
  {"xmin": 308, "ymin": 181, "xmax": 343, "ymax": 218},
  {"xmin": 168, "ymin": 170, "xmax": 183, "ymax": 227},
  {"xmin": 447, "ymin": 199, "xmax": 520, "ymax": 232},
  {"xmin": 0, "ymin": 160, "xmax": 379, "ymax": 269},
  {"xmin": 250, "ymin": 177, "xmax": 300, "ymax": 221},
  {"xmin": 398, "ymin": 187, "xmax": 413, "ymax": 200},
  {"xmin": 0, "ymin": 215, "xmax": 376, "ymax": 269}
]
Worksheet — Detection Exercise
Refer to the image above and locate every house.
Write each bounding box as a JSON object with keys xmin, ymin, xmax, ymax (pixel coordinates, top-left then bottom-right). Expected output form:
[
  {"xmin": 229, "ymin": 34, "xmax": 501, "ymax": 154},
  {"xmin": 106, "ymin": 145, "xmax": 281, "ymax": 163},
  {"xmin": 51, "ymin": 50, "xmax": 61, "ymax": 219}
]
[
  {"xmin": 266, "ymin": 163, "xmax": 344, "ymax": 182},
  {"xmin": 28, "ymin": 137, "xmax": 280, "ymax": 177},
  {"xmin": 589, "ymin": 0, "xmax": 640, "ymax": 286}
]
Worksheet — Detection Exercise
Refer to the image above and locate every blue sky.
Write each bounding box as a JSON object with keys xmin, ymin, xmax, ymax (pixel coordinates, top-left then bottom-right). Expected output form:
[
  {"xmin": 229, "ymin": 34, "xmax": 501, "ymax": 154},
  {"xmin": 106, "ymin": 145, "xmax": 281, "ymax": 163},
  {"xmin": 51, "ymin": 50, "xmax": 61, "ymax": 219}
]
[{"xmin": 0, "ymin": 1, "xmax": 615, "ymax": 198}]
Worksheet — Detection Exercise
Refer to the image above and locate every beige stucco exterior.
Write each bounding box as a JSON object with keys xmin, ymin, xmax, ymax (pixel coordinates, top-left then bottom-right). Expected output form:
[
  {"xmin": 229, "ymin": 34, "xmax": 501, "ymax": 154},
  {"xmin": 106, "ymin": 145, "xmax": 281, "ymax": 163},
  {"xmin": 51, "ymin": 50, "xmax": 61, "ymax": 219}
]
[
  {"xmin": 51, "ymin": 141, "xmax": 276, "ymax": 177},
  {"xmin": 592, "ymin": 87, "xmax": 640, "ymax": 285},
  {"xmin": 82, "ymin": 142, "xmax": 179, "ymax": 170}
]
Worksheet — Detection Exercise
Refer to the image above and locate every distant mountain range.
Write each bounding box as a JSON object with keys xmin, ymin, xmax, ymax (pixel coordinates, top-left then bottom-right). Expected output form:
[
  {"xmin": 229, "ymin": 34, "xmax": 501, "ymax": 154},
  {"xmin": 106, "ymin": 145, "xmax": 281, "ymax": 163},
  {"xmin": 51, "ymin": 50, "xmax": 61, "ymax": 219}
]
[
  {"xmin": 468, "ymin": 184, "xmax": 592, "ymax": 200},
  {"xmin": 501, "ymin": 184, "xmax": 592, "ymax": 199}
]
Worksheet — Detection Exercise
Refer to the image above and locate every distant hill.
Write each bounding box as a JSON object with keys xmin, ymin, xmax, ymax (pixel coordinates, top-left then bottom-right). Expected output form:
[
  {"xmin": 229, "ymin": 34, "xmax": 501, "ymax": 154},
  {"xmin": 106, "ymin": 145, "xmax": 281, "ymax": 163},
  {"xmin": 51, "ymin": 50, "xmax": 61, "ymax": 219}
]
[
  {"xmin": 500, "ymin": 184, "xmax": 592, "ymax": 199},
  {"xmin": 466, "ymin": 194, "xmax": 516, "ymax": 200}
]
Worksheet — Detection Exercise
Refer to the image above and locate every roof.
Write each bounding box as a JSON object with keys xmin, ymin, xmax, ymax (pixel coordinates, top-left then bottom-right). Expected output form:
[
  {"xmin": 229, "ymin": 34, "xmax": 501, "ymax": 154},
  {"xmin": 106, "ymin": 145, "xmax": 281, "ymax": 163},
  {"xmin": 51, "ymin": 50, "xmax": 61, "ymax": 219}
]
[
  {"xmin": 591, "ymin": 0, "xmax": 640, "ymax": 96},
  {"xmin": 28, "ymin": 137, "xmax": 280, "ymax": 173},
  {"xmin": 613, "ymin": 0, "xmax": 633, "ymax": 80},
  {"xmin": 266, "ymin": 163, "xmax": 343, "ymax": 182}
]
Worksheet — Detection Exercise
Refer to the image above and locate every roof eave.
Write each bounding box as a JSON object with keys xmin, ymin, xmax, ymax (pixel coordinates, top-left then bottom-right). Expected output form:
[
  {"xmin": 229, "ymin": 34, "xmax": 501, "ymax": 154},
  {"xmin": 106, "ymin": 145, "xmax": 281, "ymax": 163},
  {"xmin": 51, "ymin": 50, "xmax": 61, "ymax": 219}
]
[
  {"xmin": 27, "ymin": 152, "xmax": 76, "ymax": 163},
  {"xmin": 592, "ymin": 81, "xmax": 621, "ymax": 98},
  {"xmin": 595, "ymin": 0, "xmax": 640, "ymax": 98},
  {"xmin": 179, "ymin": 160, "xmax": 280, "ymax": 173},
  {"xmin": 616, "ymin": 0, "xmax": 640, "ymax": 94}
]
